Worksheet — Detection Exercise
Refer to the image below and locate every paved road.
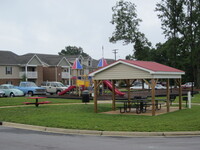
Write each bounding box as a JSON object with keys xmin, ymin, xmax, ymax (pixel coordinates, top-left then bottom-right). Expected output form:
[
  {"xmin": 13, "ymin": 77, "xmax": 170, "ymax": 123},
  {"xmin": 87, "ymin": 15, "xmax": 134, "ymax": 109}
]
[{"xmin": 0, "ymin": 126, "xmax": 200, "ymax": 150}]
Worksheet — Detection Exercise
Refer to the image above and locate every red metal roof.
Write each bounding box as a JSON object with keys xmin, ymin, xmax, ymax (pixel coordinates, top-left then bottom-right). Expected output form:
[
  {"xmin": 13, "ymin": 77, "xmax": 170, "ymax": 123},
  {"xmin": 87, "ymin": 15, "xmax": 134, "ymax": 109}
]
[{"xmin": 120, "ymin": 59, "xmax": 184, "ymax": 73}]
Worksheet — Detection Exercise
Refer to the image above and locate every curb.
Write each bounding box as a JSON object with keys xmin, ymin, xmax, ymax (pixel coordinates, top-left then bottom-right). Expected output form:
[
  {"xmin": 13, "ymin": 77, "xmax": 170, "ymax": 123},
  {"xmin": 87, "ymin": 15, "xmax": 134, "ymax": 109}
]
[{"xmin": 1, "ymin": 122, "xmax": 200, "ymax": 137}]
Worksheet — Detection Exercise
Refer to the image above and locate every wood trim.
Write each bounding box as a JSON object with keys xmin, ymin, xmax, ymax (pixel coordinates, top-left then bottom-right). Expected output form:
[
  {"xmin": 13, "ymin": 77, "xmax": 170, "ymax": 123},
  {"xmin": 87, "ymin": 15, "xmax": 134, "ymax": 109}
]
[
  {"xmin": 112, "ymin": 80, "xmax": 116, "ymax": 110},
  {"xmin": 94, "ymin": 80, "xmax": 98, "ymax": 113},
  {"xmin": 126, "ymin": 79, "xmax": 131, "ymax": 102},
  {"xmin": 151, "ymin": 79, "xmax": 156, "ymax": 116},
  {"xmin": 166, "ymin": 79, "xmax": 170, "ymax": 112},
  {"xmin": 143, "ymin": 79, "xmax": 158, "ymax": 89},
  {"xmin": 177, "ymin": 79, "xmax": 182, "ymax": 110}
]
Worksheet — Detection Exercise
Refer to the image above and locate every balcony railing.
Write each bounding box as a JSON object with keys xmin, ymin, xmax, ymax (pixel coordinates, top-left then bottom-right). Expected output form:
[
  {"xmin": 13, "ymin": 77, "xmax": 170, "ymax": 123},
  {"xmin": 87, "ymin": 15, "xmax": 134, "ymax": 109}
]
[
  {"xmin": 61, "ymin": 72, "xmax": 70, "ymax": 79},
  {"xmin": 19, "ymin": 72, "xmax": 38, "ymax": 79}
]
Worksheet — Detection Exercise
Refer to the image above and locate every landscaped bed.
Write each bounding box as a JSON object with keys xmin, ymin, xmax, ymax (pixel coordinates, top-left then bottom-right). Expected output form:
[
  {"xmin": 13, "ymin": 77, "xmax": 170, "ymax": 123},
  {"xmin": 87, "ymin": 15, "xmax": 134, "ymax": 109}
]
[{"xmin": 0, "ymin": 94, "xmax": 200, "ymax": 132}]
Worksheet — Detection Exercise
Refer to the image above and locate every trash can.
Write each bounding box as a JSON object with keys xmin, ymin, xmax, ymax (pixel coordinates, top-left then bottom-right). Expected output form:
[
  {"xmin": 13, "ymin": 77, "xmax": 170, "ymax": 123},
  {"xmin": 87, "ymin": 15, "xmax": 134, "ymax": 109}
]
[{"xmin": 82, "ymin": 90, "xmax": 90, "ymax": 103}]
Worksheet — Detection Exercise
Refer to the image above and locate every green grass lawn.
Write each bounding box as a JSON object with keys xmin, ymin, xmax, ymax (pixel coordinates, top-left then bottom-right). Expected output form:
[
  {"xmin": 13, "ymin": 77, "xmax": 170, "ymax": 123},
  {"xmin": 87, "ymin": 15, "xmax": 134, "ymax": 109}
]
[
  {"xmin": 0, "ymin": 97, "xmax": 82, "ymax": 106},
  {"xmin": 0, "ymin": 94, "xmax": 200, "ymax": 132},
  {"xmin": 0, "ymin": 103, "xmax": 200, "ymax": 132},
  {"xmin": 173, "ymin": 92, "xmax": 200, "ymax": 103}
]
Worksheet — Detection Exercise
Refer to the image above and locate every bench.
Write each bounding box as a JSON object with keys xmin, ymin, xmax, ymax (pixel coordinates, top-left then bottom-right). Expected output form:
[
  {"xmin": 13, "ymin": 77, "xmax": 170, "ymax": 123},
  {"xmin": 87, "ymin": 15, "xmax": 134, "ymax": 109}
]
[
  {"xmin": 169, "ymin": 95, "xmax": 176, "ymax": 105},
  {"xmin": 23, "ymin": 101, "xmax": 51, "ymax": 106},
  {"xmin": 144, "ymin": 102, "xmax": 164, "ymax": 110},
  {"xmin": 118, "ymin": 103, "xmax": 141, "ymax": 114},
  {"xmin": 182, "ymin": 97, "xmax": 188, "ymax": 107}
]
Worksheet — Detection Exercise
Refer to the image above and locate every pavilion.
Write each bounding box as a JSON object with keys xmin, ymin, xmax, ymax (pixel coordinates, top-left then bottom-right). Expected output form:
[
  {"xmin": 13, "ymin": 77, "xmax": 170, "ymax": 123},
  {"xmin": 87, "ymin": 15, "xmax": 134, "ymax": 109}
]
[{"xmin": 89, "ymin": 59, "xmax": 185, "ymax": 116}]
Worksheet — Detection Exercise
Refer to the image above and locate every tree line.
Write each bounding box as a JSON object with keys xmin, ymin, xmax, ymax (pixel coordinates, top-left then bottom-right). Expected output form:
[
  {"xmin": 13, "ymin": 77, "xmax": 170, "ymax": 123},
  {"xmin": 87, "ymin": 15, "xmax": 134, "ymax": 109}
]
[{"xmin": 110, "ymin": 0, "xmax": 200, "ymax": 88}]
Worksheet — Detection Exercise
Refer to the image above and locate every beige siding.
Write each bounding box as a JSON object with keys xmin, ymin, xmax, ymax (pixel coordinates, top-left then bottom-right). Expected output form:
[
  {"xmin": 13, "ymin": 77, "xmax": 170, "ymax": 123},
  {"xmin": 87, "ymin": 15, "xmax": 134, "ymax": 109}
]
[
  {"xmin": 59, "ymin": 59, "xmax": 69, "ymax": 66},
  {"xmin": 28, "ymin": 57, "xmax": 42, "ymax": 65},
  {"xmin": 153, "ymin": 74, "xmax": 182, "ymax": 79},
  {"xmin": 0, "ymin": 66, "xmax": 20, "ymax": 79},
  {"xmin": 94, "ymin": 63, "xmax": 152, "ymax": 80}
]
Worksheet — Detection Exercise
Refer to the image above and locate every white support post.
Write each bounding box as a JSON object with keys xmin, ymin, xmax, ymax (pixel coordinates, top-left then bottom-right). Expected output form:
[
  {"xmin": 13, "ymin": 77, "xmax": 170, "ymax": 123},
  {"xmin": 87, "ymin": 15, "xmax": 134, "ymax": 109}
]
[
  {"xmin": 188, "ymin": 91, "xmax": 192, "ymax": 109},
  {"xmin": 69, "ymin": 67, "xmax": 71, "ymax": 85}
]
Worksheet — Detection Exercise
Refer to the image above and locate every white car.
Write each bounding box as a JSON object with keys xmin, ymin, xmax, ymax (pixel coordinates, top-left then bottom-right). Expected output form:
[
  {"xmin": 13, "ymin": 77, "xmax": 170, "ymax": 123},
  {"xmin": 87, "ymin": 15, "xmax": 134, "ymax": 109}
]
[
  {"xmin": 41, "ymin": 82, "xmax": 69, "ymax": 95},
  {"xmin": 0, "ymin": 84, "xmax": 24, "ymax": 97},
  {"xmin": 130, "ymin": 83, "xmax": 149, "ymax": 89},
  {"xmin": 0, "ymin": 90, "xmax": 5, "ymax": 97},
  {"xmin": 155, "ymin": 84, "xmax": 166, "ymax": 89},
  {"xmin": 181, "ymin": 82, "xmax": 194, "ymax": 88},
  {"xmin": 130, "ymin": 83, "xmax": 166, "ymax": 90}
]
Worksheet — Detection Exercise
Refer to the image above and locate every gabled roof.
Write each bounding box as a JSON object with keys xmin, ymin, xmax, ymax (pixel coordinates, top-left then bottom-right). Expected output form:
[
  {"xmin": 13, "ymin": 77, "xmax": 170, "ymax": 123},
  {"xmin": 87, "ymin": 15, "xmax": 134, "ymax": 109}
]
[
  {"xmin": 34, "ymin": 53, "xmax": 65, "ymax": 66},
  {"xmin": 19, "ymin": 53, "xmax": 71, "ymax": 66},
  {"xmin": 89, "ymin": 59, "xmax": 185, "ymax": 78},
  {"xmin": 18, "ymin": 53, "xmax": 42, "ymax": 65}
]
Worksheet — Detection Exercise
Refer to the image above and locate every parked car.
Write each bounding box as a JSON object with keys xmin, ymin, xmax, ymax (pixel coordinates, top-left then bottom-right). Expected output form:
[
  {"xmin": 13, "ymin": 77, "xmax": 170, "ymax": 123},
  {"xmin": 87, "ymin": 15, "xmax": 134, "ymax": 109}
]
[
  {"xmin": 130, "ymin": 83, "xmax": 149, "ymax": 89},
  {"xmin": 0, "ymin": 89, "xmax": 5, "ymax": 97},
  {"xmin": 0, "ymin": 84, "xmax": 24, "ymax": 97},
  {"xmin": 181, "ymin": 82, "xmax": 194, "ymax": 89},
  {"xmin": 41, "ymin": 82, "xmax": 70, "ymax": 95},
  {"xmin": 130, "ymin": 83, "xmax": 166, "ymax": 90},
  {"xmin": 16, "ymin": 82, "xmax": 46, "ymax": 96},
  {"xmin": 155, "ymin": 84, "xmax": 166, "ymax": 89}
]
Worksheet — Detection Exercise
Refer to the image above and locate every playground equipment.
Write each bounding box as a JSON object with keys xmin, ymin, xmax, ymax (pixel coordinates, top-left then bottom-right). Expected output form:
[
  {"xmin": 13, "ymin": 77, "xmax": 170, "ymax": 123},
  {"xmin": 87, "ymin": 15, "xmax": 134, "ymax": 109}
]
[
  {"xmin": 103, "ymin": 80, "xmax": 125, "ymax": 96},
  {"xmin": 97, "ymin": 58, "xmax": 125, "ymax": 96},
  {"xmin": 58, "ymin": 85, "xmax": 76, "ymax": 95},
  {"xmin": 97, "ymin": 57, "xmax": 108, "ymax": 67},
  {"xmin": 59, "ymin": 58, "xmax": 92, "ymax": 96}
]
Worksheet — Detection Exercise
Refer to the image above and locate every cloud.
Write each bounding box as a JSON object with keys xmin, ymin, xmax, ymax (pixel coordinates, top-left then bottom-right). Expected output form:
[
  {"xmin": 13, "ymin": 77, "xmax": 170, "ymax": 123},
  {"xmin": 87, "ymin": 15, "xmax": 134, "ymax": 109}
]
[{"xmin": 0, "ymin": 0, "xmax": 165, "ymax": 59}]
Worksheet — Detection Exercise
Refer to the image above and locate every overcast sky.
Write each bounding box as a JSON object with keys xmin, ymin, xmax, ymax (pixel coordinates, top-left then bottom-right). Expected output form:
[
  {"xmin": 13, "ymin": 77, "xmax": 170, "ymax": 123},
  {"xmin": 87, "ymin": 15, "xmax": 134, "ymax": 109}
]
[{"xmin": 0, "ymin": 0, "xmax": 165, "ymax": 60}]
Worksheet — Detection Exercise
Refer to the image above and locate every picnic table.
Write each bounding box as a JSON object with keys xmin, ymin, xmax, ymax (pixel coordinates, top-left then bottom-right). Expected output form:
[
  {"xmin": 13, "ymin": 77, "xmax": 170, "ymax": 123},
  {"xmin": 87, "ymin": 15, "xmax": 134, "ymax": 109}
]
[
  {"xmin": 117, "ymin": 98, "xmax": 166, "ymax": 114},
  {"xmin": 23, "ymin": 97, "xmax": 51, "ymax": 107}
]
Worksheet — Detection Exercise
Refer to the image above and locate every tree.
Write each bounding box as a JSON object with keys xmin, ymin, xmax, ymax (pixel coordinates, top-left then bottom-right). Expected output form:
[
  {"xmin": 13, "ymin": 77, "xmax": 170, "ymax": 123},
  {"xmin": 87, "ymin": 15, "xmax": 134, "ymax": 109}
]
[
  {"xmin": 183, "ymin": 0, "xmax": 200, "ymax": 88},
  {"xmin": 155, "ymin": 0, "xmax": 185, "ymax": 38},
  {"xmin": 58, "ymin": 46, "xmax": 89, "ymax": 57},
  {"xmin": 155, "ymin": 0, "xmax": 185, "ymax": 67},
  {"xmin": 156, "ymin": 0, "xmax": 200, "ymax": 88},
  {"xmin": 110, "ymin": 0, "xmax": 151, "ymax": 60}
]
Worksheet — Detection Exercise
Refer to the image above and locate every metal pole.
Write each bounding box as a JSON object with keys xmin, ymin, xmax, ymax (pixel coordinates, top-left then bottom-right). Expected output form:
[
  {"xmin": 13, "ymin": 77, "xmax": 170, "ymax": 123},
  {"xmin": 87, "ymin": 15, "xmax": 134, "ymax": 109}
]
[{"xmin": 112, "ymin": 49, "xmax": 118, "ymax": 61}]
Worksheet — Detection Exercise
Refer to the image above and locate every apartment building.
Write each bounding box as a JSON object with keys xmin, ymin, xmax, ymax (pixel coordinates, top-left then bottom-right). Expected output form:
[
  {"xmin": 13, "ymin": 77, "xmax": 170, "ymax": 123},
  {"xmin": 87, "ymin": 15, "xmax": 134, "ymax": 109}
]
[{"xmin": 0, "ymin": 51, "xmax": 97, "ymax": 86}]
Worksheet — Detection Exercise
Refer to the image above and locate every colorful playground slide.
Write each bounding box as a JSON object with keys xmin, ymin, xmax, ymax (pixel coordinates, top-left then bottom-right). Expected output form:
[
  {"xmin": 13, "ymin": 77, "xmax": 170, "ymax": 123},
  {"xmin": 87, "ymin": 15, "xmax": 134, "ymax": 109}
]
[
  {"xmin": 103, "ymin": 80, "xmax": 125, "ymax": 96},
  {"xmin": 58, "ymin": 85, "xmax": 76, "ymax": 95}
]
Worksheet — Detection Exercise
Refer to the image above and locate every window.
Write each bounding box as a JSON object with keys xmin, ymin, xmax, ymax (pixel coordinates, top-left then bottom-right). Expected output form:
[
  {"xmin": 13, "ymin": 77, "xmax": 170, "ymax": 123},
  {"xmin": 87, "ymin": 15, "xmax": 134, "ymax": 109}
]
[
  {"xmin": 6, "ymin": 81, "xmax": 12, "ymax": 84},
  {"xmin": 6, "ymin": 66, "xmax": 12, "ymax": 75},
  {"xmin": 88, "ymin": 60, "xmax": 91, "ymax": 66},
  {"xmin": 64, "ymin": 68, "xmax": 69, "ymax": 72}
]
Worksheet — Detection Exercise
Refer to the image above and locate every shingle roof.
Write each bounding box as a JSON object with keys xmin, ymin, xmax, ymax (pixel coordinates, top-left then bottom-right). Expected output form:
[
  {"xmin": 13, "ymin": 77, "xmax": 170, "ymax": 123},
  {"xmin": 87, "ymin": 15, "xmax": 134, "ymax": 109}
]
[
  {"xmin": 33, "ymin": 53, "xmax": 64, "ymax": 66},
  {"xmin": 19, "ymin": 53, "xmax": 69, "ymax": 66},
  {"xmin": 89, "ymin": 59, "xmax": 185, "ymax": 77},
  {"xmin": 121, "ymin": 59, "xmax": 184, "ymax": 73},
  {"xmin": 0, "ymin": 51, "xmax": 19, "ymax": 65},
  {"xmin": 18, "ymin": 53, "xmax": 36, "ymax": 64},
  {"xmin": 0, "ymin": 51, "xmax": 111, "ymax": 70}
]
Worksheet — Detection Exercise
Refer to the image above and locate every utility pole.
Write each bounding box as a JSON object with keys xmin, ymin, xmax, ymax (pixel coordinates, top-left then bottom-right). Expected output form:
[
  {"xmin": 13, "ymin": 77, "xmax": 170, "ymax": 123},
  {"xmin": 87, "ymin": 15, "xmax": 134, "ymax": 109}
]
[{"xmin": 112, "ymin": 49, "xmax": 118, "ymax": 61}]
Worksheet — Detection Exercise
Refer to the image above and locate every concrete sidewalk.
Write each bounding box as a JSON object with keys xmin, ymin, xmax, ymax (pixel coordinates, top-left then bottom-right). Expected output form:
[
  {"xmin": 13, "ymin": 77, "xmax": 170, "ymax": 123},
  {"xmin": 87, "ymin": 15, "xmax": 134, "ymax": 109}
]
[{"xmin": 1, "ymin": 122, "xmax": 200, "ymax": 137}]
